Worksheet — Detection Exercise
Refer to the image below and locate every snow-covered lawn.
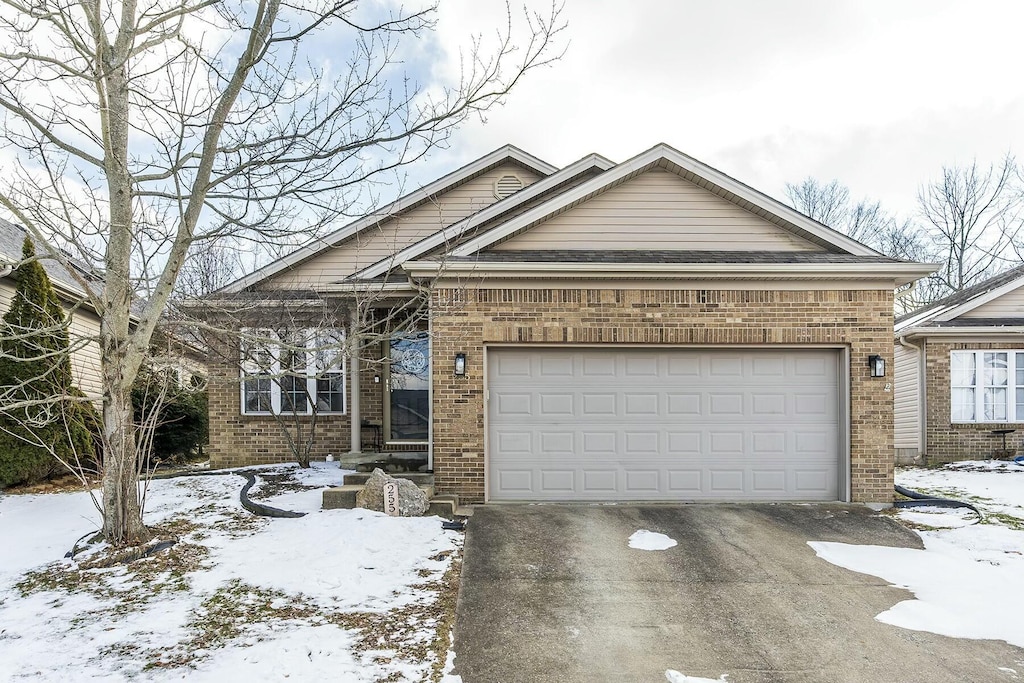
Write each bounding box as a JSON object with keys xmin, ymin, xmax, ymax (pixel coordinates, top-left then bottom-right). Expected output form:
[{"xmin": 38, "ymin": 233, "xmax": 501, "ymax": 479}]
[
  {"xmin": 810, "ymin": 461, "xmax": 1024, "ymax": 649},
  {"xmin": 0, "ymin": 463, "xmax": 464, "ymax": 682}
]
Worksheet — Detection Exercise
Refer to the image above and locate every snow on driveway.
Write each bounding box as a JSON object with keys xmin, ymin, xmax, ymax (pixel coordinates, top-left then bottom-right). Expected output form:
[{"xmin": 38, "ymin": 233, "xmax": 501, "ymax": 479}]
[
  {"xmin": 810, "ymin": 462, "xmax": 1024, "ymax": 649},
  {"xmin": 628, "ymin": 529, "xmax": 678, "ymax": 551},
  {"xmin": 0, "ymin": 463, "xmax": 463, "ymax": 682}
]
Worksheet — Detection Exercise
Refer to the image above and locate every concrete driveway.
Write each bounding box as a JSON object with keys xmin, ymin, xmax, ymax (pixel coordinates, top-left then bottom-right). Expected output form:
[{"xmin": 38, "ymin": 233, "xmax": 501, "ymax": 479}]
[{"xmin": 452, "ymin": 504, "xmax": 1023, "ymax": 683}]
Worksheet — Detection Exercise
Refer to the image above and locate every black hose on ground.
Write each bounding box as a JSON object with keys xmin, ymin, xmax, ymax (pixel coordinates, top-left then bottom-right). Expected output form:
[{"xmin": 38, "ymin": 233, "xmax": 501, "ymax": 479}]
[
  {"xmin": 894, "ymin": 484, "xmax": 983, "ymax": 520},
  {"xmin": 237, "ymin": 472, "xmax": 306, "ymax": 518}
]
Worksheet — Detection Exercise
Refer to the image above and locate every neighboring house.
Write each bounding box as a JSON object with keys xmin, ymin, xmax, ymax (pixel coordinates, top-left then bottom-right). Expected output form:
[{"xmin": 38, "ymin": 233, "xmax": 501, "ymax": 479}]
[
  {"xmin": 0, "ymin": 219, "xmax": 205, "ymax": 405},
  {"xmin": 205, "ymin": 143, "xmax": 933, "ymax": 505},
  {"xmin": 895, "ymin": 264, "xmax": 1024, "ymax": 464},
  {"xmin": 0, "ymin": 218, "xmax": 105, "ymax": 400}
]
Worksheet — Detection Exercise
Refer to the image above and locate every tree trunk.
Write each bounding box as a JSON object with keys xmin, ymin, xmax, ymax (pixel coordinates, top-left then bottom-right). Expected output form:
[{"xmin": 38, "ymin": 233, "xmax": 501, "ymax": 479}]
[{"xmin": 101, "ymin": 366, "xmax": 148, "ymax": 545}]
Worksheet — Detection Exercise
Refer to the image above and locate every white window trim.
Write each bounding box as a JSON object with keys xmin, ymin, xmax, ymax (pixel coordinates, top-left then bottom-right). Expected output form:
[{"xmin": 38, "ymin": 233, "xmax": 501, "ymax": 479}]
[
  {"xmin": 240, "ymin": 328, "xmax": 347, "ymax": 416},
  {"xmin": 950, "ymin": 350, "xmax": 1024, "ymax": 423}
]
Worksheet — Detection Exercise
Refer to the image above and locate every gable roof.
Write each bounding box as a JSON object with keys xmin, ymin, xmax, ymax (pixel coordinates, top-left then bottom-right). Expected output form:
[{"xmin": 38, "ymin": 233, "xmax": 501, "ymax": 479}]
[
  {"xmin": 449, "ymin": 143, "xmax": 880, "ymax": 258},
  {"xmin": 347, "ymin": 153, "xmax": 615, "ymax": 281},
  {"xmin": 895, "ymin": 263, "xmax": 1024, "ymax": 332},
  {"xmin": 220, "ymin": 145, "xmax": 558, "ymax": 293}
]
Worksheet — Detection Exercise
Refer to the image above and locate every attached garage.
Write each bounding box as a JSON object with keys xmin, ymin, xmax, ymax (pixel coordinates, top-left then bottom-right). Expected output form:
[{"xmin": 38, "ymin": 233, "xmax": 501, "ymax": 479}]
[{"xmin": 487, "ymin": 347, "xmax": 846, "ymax": 502}]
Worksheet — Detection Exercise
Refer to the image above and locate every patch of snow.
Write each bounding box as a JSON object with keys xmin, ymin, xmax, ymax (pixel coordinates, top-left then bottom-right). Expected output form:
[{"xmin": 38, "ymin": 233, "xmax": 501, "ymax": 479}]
[
  {"xmin": 0, "ymin": 488, "xmax": 102, "ymax": 584},
  {"xmin": 807, "ymin": 465, "xmax": 1024, "ymax": 650},
  {"xmin": 440, "ymin": 633, "xmax": 462, "ymax": 683},
  {"xmin": 628, "ymin": 530, "xmax": 677, "ymax": 551},
  {"xmin": 665, "ymin": 670, "xmax": 729, "ymax": 682},
  {"xmin": 896, "ymin": 506, "xmax": 976, "ymax": 529},
  {"xmin": 0, "ymin": 467, "xmax": 461, "ymax": 681}
]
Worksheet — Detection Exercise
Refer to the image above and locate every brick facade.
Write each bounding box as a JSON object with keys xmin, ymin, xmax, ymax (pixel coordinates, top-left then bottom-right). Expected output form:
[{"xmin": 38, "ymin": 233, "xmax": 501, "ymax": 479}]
[
  {"xmin": 430, "ymin": 287, "xmax": 896, "ymax": 505},
  {"xmin": 207, "ymin": 329, "xmax": 421, "ymax": 469},
  {"xmin": 924, "ymin": 340, "xmax": 1024, "ymax": 462}
]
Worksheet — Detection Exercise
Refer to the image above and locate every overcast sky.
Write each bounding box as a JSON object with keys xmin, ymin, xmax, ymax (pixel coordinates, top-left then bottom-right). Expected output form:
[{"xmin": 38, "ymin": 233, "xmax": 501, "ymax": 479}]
[{"xmin": 419, "ymin": 0, "xmax": 1024, "ymax": 219}]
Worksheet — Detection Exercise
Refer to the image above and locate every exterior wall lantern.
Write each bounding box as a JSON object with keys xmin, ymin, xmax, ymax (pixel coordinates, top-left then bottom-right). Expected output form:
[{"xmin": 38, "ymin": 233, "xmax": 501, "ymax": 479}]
[
  {"xmin": 868, "ymin": 354, "xmax": 885, "ymax": 378},
  {"xmin": 454, "ymin": 353, "xmax": 467, "ymax": 376}
]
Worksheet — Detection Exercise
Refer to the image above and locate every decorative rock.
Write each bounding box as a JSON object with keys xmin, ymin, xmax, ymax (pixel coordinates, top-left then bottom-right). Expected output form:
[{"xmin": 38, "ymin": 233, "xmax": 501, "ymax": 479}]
[{"xmin": 355, "ymin": 468, "xmax": 429, "ymax": 516}]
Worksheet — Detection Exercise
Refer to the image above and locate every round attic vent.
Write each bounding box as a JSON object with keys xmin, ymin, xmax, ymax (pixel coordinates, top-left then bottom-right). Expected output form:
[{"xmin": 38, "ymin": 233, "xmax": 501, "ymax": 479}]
[{"xmin": 494, "ymin": 174, "xmax": 524, "ymax": 199}]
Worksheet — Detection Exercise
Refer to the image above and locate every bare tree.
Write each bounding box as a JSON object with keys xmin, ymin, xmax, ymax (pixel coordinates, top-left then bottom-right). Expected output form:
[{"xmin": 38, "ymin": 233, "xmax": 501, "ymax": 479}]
[
  {"xmin": 0, "ymin": 0, "xmax": 566, "ymax": 545},
  {"xmin": 785, "ymin": 178, "xmax": 850, "ymax": 232},
  {"xmin": 918, "ymin": 154, "xmax": 1023, "ymax": 295},
  {"xmin": 786, "ymin": 176, "xmax": 932, "ymax": 260},
  {"xmin": 177, "ymin": 245, "xmax": 245, "ymax": 298}
]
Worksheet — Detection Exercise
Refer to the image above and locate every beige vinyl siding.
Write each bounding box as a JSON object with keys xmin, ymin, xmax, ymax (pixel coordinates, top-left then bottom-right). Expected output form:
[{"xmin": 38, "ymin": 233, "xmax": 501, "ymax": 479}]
[
  {"xmin": 492, "ymin": 169, "xmax": 825, "ymax": 252},
  {"xmin": 68, "ymin": 308, "xmax": 103, "ymax": 399},
  {"xmin": 960, "ymin": 284, "xmax": 1024, "ymax": 318},
  {"xmin": 265, "ymin": 163, "xmax": 541, "ymax": 288},
  {"xmin": 894, "ymin": 342, "xmax": 921, "ymax": 450},
  {"xmin": 0, "ymin": 280, "xmax": 14, "ymax": 315},
  {"xmin": 0, "ymin": 278, "xmax": 103, "ymax": 400}
]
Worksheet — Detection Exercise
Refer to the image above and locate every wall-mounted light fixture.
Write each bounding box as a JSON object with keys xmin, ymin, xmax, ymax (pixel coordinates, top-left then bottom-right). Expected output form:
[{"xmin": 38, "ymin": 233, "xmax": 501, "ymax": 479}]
[
  {"xmin": 454, "ymin": 353, "xmax": 467, "ymax": 376},
  {"xmin": 868, "ymin": 354, "xmax": 885, "ymax": 378}
]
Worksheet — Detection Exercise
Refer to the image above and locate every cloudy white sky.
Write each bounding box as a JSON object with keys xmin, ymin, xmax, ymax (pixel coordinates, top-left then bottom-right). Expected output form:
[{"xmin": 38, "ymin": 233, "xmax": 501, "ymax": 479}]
[{"xmin": 421, "ymin": 0, "xmax": 1024, "ymax": 218}]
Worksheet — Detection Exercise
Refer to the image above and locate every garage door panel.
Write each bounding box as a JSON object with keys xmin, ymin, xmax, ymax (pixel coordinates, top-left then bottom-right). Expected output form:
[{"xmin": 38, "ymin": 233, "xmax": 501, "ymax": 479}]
[
  {"xmin": 488, "ymin": 348, "xmax": 840, "ymax": 501},
  {"xmin": 667, "ymin": 393, "xmax": 701, "ymax": 415},
  {"xmin": 583, "ymin": 470, "xmax": 618, "ymax": 492},
  {"xmin": 582, "ymin": 393, "xmax": 616, "ymax": 415},
  {"xmin": 539, "ymin": 393, "xmax": 574, "ymax": 415},
  {"xmin": 751, "ymin": 469, "xmax": 787, "ymax": 493},
  {"xmin": 496, "ymin": 392, "xmax": 532, "ymax": 416},
  {"xmin": 668, "ymin": 469, "xmax": 702, "ymax": 492}
]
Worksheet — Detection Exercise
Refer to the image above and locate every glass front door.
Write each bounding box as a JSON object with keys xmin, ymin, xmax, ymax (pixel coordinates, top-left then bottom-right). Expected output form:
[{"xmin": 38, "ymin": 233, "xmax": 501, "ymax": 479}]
[{"xmin": 386, "ymin": 332, "xmax": 429, "ymax": 442}]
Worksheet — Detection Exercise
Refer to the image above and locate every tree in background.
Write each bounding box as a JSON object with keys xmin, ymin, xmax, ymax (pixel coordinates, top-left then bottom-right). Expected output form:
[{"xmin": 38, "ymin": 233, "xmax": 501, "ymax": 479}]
[
  {"xmin": 917, "ymin": 155, "xmax": 1023, "ymax": 297},
  {"xmin": 787, "ymin": 154, "xmax": 1024, "ymax": 311},
  {"xmin": 0, "ymin": 237, "xmax": 96, "ymax": 488},
  {"xmin": 785, "ymin": 177, "xmax": 930, "ymax": 262},
  {"xmin": 0, "ymin": 0, "xmax": 565, "ymax": 545}
]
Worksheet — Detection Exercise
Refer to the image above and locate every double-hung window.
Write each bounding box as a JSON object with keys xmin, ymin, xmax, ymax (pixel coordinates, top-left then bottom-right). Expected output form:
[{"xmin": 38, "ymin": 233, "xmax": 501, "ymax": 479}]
[
  {"xmin": 950, "ymin": 350, "xmax": 1024, "ymax": 423},
  {"xmin": 240, "ymin": 328, "xmax": 346, "ymax": 415}
]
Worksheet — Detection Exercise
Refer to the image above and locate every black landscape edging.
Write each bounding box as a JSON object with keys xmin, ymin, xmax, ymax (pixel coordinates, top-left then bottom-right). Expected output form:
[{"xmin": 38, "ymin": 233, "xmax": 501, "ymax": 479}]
[{"xmin": 237, "ymin": 472, "xmax": 306, "ymax": 518}]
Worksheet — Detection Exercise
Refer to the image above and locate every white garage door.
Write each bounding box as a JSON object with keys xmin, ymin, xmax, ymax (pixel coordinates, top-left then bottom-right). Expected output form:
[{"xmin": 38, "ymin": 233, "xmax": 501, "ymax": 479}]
[{"xmin": 487, "ymin": 347, "xmax": 842, "ymax": 501}]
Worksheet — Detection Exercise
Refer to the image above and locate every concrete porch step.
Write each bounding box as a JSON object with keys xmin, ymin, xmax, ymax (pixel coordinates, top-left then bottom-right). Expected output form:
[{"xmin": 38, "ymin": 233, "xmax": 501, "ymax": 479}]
[
  {"xmin": 322, "ymin": 483, "xmax": 436, "ymax": 510},
  {"xmin": 322, "ymin": 483, "xmax": 461, "ymax": 519}
]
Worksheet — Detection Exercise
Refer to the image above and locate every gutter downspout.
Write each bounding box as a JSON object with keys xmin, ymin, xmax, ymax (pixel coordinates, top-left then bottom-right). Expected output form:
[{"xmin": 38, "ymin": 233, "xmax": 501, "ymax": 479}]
[
  {"xmin": 0, "ymin": 265, "xmax": 13, "ymax": 278},
  {"xmin": 898, "ymin": 335, "xmax": 927, "ymax": 460}
]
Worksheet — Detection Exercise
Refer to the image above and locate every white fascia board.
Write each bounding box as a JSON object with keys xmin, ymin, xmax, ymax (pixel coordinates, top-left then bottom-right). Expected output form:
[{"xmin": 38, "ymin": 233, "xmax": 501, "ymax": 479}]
[
  {"xmin": 897, "ymin": 326, "xmax": 1024, "ymax": 339},
  {"xmin": 894, "ymin": 306, "xmax": 953, "ymax": 332},
  {"xmin": 218, "ymin": 145, "xmax": 557, "ymax": 294},
  {"xmin": 352, "ymin": 154, "xmax": 616, "ymax": 280},
  {"xmin": 932, "ymin": 274, "xmax": 1024, "ymax": 322},
  {"xmin": 402, "ymin": 260, "xmax": 937, "ymax": 285},
  {"xmin": 450, "ymin": 142, "xmax": 879, "ymax": 258},
  {"xmin": 322, "ymin": 281, "xmax": 416, "ymax": 294}
]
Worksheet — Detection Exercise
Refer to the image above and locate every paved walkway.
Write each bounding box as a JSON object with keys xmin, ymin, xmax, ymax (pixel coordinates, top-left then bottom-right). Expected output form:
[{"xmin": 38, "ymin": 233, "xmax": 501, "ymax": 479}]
[{"xmin": 453, "ymin": 504, "xmax": 1023, "ymax": 682}]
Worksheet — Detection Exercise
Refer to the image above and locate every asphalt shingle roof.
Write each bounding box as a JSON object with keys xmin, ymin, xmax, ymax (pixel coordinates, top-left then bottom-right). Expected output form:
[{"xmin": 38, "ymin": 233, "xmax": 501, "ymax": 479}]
[
  {"xmin": 895, "ymin": 262, "xmax": 1024, "ymax": 325},
  {"xmin": 0, "ymin": 217, "xmax": 99, "ymax": 297}
]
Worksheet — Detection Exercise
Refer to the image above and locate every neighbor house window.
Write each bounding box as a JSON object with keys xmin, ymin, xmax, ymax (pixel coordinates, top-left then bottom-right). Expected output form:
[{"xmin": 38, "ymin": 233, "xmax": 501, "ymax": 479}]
[
  {"xmin": 950, "ymin": 351, "xmax": 1024, "ymax": 422},
  {"xmin": 240, "ymin": 328, "xmax": 346, "ymax": 415}
]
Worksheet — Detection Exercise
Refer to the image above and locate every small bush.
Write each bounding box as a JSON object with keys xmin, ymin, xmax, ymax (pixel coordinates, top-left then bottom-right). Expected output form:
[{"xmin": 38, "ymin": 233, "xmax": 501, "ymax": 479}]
[{"xmin": 133, "ymin": 367, "xmax": 208, "ymax": 465}]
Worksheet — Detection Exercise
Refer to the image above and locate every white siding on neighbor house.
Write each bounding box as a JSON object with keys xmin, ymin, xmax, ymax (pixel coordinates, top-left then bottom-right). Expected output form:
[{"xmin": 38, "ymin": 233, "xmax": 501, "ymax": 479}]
[
  {"xmin": 960, "ymin": 284, "xmax": 1024, "ymax": 318},
  {"xmin": 491, "ymin": 169, "xmax": 825, "ymax": 252},
  {"xmin": 0, "ymin": 279, "xmax": 104, "ymax": 399},
  {"xmin": 264, "ymin": 163, "xmax": 542, "ymax": 288},
  {"xmin": 894, "ymin": 342, "xmax": 921, "ymax": 451}
]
